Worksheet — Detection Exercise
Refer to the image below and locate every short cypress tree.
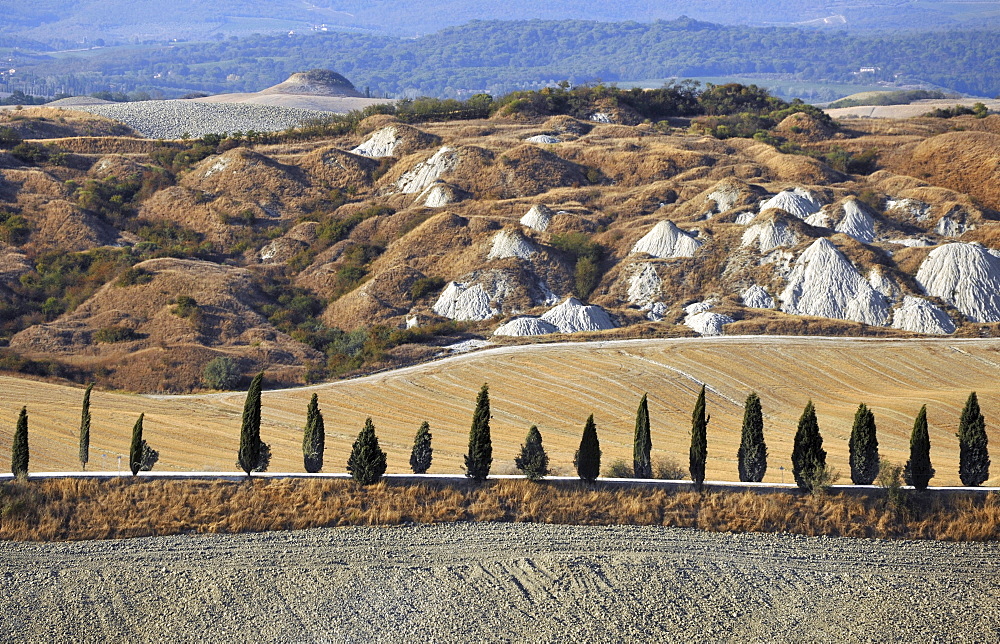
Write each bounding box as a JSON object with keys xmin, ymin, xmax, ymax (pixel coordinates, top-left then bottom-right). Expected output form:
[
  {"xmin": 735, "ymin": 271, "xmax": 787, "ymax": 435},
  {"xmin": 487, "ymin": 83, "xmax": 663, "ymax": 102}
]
[
  {"xmin": 464, "ymin": 383, "xmax": 492, "ymax": 480},
  {"xmin": 791, "ymin": 401, "xmax": 826, "ymax": 492},
  {"xmin": 237, "ymin": 372, "xmax": 270, "ymax": 476},
  {"xmin": 689, "ymin": 386, "xmax": 709, "ymax": 490},
  {"xmin": 957, "ymin": 392, "xmax": 990, "ymax": 487},
  {"xmin": 515, "ymin": 425, "xmax": 549, "ymax": 481},
  {"xmin": 127, "ymin": 413, "xmax": 158, "ymax": 475},
  {"xmin": 903, "ymin": 405, "xmax": 934, "ymax": 490},
  {"xmin": 849, "ymin": 403, "xmax": 880, "ymax": 485},
  {"xmin": 11, "ymin": 407, "xmax": 28, "ymax": 479},
  {"xmin": 574, "ymin": 414, "xmax": 601, "ymax": 482},
  {"xmin": 302, "ymin": 393, "xmax": 325, "ymax": 473},
  {"xmin": 409, "ymin": 421, "xmax": 433, "ymax": 474},
  {"xmin": 347, "ymin": 417, "xmax": 387, "ymax": 485},
  {"xmin": 79, "ymin": 383, "xmax": 92, "ymax": 471},
  {"xmin": 633, "ymin": 393, "xmax": 652, "ymax": 478},
  {"xmin": 737, "ymin": 392, "xmax": 767, "ymax": 483}
]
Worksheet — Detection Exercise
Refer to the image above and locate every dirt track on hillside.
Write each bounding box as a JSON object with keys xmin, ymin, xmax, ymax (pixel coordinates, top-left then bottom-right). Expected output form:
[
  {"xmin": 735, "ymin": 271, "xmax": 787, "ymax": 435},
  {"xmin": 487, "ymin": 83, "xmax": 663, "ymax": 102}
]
[{"xmin": 2, "ymin": 522, "xmax": 998, "ymax": 642}]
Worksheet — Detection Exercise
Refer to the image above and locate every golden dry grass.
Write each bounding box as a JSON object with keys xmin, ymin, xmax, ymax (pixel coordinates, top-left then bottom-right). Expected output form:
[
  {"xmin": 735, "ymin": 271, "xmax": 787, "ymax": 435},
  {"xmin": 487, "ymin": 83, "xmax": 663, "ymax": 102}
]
[
  {"xmin": 1, "ymin": 477, "xmax": 997, "ymax": 542},
  {"xmin": 0, "ymin": 338, "xmax": 998, "ymax": 487}
]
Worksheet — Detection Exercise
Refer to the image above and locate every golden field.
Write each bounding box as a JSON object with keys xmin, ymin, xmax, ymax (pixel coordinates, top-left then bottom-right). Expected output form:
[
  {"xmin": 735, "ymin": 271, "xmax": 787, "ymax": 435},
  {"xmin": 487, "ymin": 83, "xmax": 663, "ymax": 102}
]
[{"xmin": 0, "ymin": 336, "xmax": 997, "ymax": 487}]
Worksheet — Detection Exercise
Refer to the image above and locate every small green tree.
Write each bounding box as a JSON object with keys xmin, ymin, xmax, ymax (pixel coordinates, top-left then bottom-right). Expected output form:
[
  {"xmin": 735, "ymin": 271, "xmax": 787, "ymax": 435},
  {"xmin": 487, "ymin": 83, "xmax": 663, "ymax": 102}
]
[
  {"xmin": 464, "ymin": 383, "xmax": 492, "ymax": 480},
  {"xmin": 633, "ymin": 393, "xmax": 652, "ymax": 478},
  {"xmin": 302, "ymin": 393, "xmax": 325, "ymax": 473},
  {"xmin": 203, "ymin": 356, "xmax": 240, "ymax": 390},
  {"xmin": 347, "ymin": 417, "xmax": 387, "ymax": 485},
  {"xmin": 409, "ymin": 421, "xmax": 433, "ymax": 474},
  {"xmin": 515, "ymin": 425, "xmax": 549, "ymax": 481},
  {"xmin": 904, "ymin": 405, "xmax": 934, "ymax": 491},
  {"xmin": 574, "ymin": 414, "xmax": 601, "ymax": 482},
  {"xmin": 957, "ymin": 392, "xmax": 990, "ymax": 487},
  {"xmin": 128, "ymin": 413, "xmax": 159, "ymax": 475},
  {"xmin": 79, "ymin": 383, "xmax": 93, "ymax": 471},
  {"xmin": 689, "ymin": 385, "xmax": 709, "ymax": 490},
  {"xmin": 849, "ymin": 403, "xmax": 880, "ymax": 485},
  {"xmin": 791, "ymin": 401, "xmax": 826, "ymax": 492},
  {"xmin": 237, "ymin": 372, "xmax": 270, "ymax": 476},
  {"xmin": 11, "ymin": 407, "xmax": 28, "ymax": 479},
  {"xmin": 737, "ymin": 392, "xmax": 767, "ymax": 482}
]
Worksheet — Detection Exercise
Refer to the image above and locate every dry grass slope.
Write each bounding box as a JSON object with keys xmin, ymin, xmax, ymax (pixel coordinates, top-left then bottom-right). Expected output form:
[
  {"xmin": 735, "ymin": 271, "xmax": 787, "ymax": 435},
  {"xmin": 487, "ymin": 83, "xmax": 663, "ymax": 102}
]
[{"xmin": 0, "ymin": 337, "xmax": 997, "ymax": 486}]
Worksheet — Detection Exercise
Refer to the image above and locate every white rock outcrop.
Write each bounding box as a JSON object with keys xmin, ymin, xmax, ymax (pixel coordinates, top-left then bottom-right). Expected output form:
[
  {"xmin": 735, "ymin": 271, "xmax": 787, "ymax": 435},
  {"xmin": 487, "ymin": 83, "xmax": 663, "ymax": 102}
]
[
  {"xmin": 627, "ymin": 264, "xmax": 661, "ymax": 306},
  {"xmin": 779, "ymin": 238, "xmax": 890, "ymax": 325},
  {"xmin": 520, "ymin": 205, "xmax": 553, "ymax": 232},
  {"xmin": 540, "ymin": 297, "xmax": 617, "ymax": 333},
  {"xmin": 418, "ymin": 183, "xmax": 457, "ymax": 208},
  {"xmin": 525, "ymin": 134, "xmax": 561, "ymax": 144},
  {"xmin": 486, "ymin": 230, "xmax": 537, "ymax": 260},
  {"xmin": 684, "ymin": 311, "xmax": 734, "ymax": 336},
  {"xmin": 493, "ymin": 317, "xmax": 559, "ymax": 336},
  {"xmin": 395, "ymin": 147, "xmax": 459, "ymax": 194},
  {"xmin": 760, "ymin": 190, "xmax": 822, "ymax": 219},
  {"xmin": 707, "ymin": 184, "xmax": 740, "ymax": 213},
  {"xmin": 645, "ymin": 302, "xmax": 668, "ymax": 322},
  {"xmin": 891, "ymin": 296, "xmax": 956, "ymax": 335},
  {"xmin": 804, "ymin": 212, "xmax": 832, "ymax": 228},
  {"xmin": 889, "ymin": 238, "xmax": 933, "ymax": 247},
  {"xmin": 432, "ymin": 282, "xmax": 497, "ymax": 321},
  {"xmin": 734, "ymin": 212, "xmax": 756, "ymax": 225},
  {"xmin": 352, "ymin": 126, "xmax": 402, "ymax": 158},
  {"xmin": 834, "ymin": 199, "xmax": 876, "ymax": 244},
  {"xmin": 741, "ymin": 217, "xmax": 798, "ymax": 253},
  {"xmin": 631, "ymin": 221, "xmax": 701, "ymax": 259},
  {"xmin": 915, "ymin": 242, "xmax": 1000, "ymax": 323},
  {"xmin": 742, "ymin": 285, "xmax": 775, "ymax": 309},
  {"xmin": 936, "ymin": 215, "xmax": 970, "ymax": 237},
  {"xmin": 886, "ymin": 198, "xmax": 930, "ymax": 221}
]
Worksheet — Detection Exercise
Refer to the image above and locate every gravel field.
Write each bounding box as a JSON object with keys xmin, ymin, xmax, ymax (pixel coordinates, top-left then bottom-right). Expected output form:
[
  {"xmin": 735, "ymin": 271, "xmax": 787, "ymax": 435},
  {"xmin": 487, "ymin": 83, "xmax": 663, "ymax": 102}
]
[
  {"xmin": 2, "ymin": 523, "xmax": 998, "ymax": 642},
  {"xmin": 64, "ymin": 100, "xmax": 331, "ymax": 138}
]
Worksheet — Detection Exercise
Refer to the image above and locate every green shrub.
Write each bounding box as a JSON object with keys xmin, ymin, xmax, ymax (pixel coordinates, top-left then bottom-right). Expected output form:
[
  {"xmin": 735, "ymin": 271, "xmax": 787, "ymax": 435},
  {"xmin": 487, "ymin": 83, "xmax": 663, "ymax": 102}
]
[
  {"xmin": 411, "ymin": 276, "xmax": 445, "ymax": 301},
  {"xmin": 116, "ymin": 267, "xmax": 153, "ymax": 287},
  {"xmin": 11, "ymin": 142, "xmax": 48, "ymax": 164},
  {"xmin": 93, "ymin": 326, "xmax": 139, "ymax": 343},
  {"xmin": 202, "ymin": 356, "xmax": 240, "ymax": 390}
]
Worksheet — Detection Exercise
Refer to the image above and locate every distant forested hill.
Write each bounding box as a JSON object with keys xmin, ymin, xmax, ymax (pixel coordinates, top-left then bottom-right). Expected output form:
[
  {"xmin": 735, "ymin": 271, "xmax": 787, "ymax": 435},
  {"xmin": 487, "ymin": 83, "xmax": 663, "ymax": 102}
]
[
  {"xmin": 2, "ymin": 0, "xmax": 1000, "ymax": 45},
  {"xmin": 4, "ymin": 19, "xmax": 998, "ymax": 100}
]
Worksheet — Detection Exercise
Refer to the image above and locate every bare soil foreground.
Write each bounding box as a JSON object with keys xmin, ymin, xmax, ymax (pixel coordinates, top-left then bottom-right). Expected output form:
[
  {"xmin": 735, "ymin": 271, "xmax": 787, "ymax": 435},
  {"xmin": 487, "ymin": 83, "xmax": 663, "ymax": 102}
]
[{"xmin": 2, "ymin": 522, "xmax": 998, "ymax": 642}]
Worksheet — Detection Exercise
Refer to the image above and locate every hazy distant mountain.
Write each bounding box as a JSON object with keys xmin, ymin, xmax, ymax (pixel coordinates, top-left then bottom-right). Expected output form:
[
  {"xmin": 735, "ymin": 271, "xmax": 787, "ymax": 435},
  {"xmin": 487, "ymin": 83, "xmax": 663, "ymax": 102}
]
[{"xmin": 3, "ymin": 0, "xmax": 998, "ymax": 45}]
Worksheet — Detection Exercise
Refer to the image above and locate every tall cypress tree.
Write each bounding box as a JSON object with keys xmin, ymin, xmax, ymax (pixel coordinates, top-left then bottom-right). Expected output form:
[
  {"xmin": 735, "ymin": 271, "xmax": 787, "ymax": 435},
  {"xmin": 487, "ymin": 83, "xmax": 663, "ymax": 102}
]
[
  {"xmin": 237, "ymin": 372, "xmax": 270, "ymax": 476},
  {"xmin": 128, "ymin": 413, "xmax": 145, "ymax": 476},
  {"xmin": 633, "ymin": 393, "xmax": 652, "ymax": 478},
  {"xmin": 347, "ymin": 417, "xmax": 387, "ymax": 485},
  {"xmin": 515, "ymin": 425, "xmax": 549, "ymax": 481},
  {"xmin": 957, "ymin": 392, "xmax": 990, "ymax": 487},
  {"xmin": 464, "ymin": 383, "xmax": 492, "ymax": 480},
  {"xmin": 849, "ymin": 402, "xmax": 879, "ymax": 485},
  {"xmin": 904, "ymin": 405, "xmax": 934, "ymax": 490},
  {"xmin": 737, "ymin": 392, "xmax": 767, "ymax": 482},
  {"xmin": 409, "ymin": 421, "xmax": 433, "ymax": 474},
  {"xmin": 79, "ymin": 383, "xmax": 92, "ymax": 471},
  {"xmin": 11, "ymin": 406, "xmax": 28, "ymax": 479},
  {"xmin": 791, "ymin": 401, "xmax": 826, "ymax": 491},
  {"xmin": 302, "ymin": 393, "xmax": 325, "ymax": 473},
  {"xmin": 689, "ymin": 386, "xmax": 709, "ymax": 490},
  {"xmin": 574, "ymin": 414, "xmax": 601, "ymax": 482}
]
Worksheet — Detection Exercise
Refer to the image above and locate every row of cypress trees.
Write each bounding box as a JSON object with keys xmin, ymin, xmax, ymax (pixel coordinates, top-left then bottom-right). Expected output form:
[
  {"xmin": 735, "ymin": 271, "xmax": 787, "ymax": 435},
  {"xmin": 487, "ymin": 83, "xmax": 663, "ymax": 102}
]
[{"xmin": 7, "ymin": 376, "xmax": 992, "ymax": 492}]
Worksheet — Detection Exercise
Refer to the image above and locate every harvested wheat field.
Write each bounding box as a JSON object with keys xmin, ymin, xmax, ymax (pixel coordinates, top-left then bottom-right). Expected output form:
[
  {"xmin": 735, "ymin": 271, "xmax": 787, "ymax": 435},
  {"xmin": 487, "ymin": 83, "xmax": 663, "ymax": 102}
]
[{"xmin": 0, "ymin": 336, "xmax": 997, "ymax": 486}]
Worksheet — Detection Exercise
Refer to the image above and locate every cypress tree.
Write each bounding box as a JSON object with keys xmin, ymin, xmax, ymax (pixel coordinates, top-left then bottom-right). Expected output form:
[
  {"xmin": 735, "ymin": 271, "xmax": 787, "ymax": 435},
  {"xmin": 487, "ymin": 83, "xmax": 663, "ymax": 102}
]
[
  {"xmin": 737, "ymin": 392, "xmax": 767, "ymax": 483},
  {"xmin": 464, "ymin": 383, "xmax": 492, "ymax": 480},
  {"xmin": 128, "ymin": 413, "xmax": 160, "ymax": 476},
  {"xmin": 903, "ymin": 405, "xmax": 934, "ymax": 491},
  {"xmin": 689, "ymin": 385, "xmax": 709, "ymax": 490},
  {"xmin": 791, "ymin": 401, "xmax": 826, "ymax": 492},
  {"xmin": 347, "ymin": 417, "xmax": 387, "ymax": 485},
  {"xmin": 302, "ymin": 393, "xmax": 325, "ymax": 473},
  {"xmin": 633, "ymin": 393, "xmax": 652, "ymax": 478},
  {"xmin": 574, "ymin": 414, "xmax": 601, "ymax": 482},
  {"xmin": 849, "ymin": 403, "xmax": 880, "ymax": 485},
  {"xmin": 515, "ymin": 425, "xmax": 549, "ymax": 481},
  {"xmin": 237, "ymin": 372, "xmax": 270, "ymax": 476},
  {"xmin": 957, "ymin": 392, "xmax": 990, "ymax": 487},
  {"xmin": 11, "ymin": 407, "xmax": 28, "ymax": 479},
  {"xmin": 79, "ymin": 383, "xmax": 92, "ymax": 471},
  {"xmin": 409, "ymin": 421, "xmax": 433, "ymax": 474}
]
